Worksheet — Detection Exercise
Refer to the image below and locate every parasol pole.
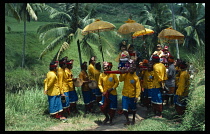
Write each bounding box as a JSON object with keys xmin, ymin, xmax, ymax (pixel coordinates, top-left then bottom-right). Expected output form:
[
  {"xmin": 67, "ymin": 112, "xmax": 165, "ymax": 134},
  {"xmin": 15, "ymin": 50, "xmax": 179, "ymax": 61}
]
[
  {"xmin": 171, "ymin": 3, "xmax": 180, "ymax": 59},
  {"xmin": 98, "ymin": 29, "xmax": 105, "ymax": 62}
]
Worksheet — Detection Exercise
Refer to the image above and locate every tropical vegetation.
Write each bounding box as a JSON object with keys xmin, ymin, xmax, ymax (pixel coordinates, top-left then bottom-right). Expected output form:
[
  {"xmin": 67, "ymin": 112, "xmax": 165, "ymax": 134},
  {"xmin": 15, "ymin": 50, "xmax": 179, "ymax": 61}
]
[{"xmin": 5, "ymin": 3, "xmax": 205, "ymax": 131}]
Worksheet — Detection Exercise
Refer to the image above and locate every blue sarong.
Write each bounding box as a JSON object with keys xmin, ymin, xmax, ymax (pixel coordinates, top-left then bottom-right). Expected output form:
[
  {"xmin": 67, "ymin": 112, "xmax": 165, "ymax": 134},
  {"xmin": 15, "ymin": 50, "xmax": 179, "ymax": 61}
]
[
  {"xmin": 68, "ymin": 90, "xmax": 78, "ymax": 103},
  {"xmin": 61, "ymin": 92, "xmax": 70, "ymax": 108},
  {"xmin": 143, "ymin": 88, "xmax": 152, "ymax": 98},
  {"xmin": 174, "ymin": 95, "xmax": 188, "ymax": 107},
  {"xmin": 48, "ymin": 95, "xmax": 63, "ymax": 115},
  {"xmin": 82, "ymin": 90, "xmax": 93, "ymax": 105},
  {"xmin": 151, "ymin": 88, "xmax": 162, "ymax": 104},
  {"xmin": 122, "ymin": 96, "xmax": 136, "ymax": 112},
  {"xmin": 99, "ymin": 94, "xmax": 117, "ymax": 110}
]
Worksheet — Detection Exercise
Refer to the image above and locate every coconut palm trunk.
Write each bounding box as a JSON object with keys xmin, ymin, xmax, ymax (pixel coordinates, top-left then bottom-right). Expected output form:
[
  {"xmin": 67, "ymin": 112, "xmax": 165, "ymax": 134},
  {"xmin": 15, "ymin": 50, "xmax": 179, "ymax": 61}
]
[
  {"xmin": 171, "ymin": 3, "xmax": 180, "ymax": 59},
  {"xmin": 22, "ymin": 11, "xmax": 26, "ymax": 68}
]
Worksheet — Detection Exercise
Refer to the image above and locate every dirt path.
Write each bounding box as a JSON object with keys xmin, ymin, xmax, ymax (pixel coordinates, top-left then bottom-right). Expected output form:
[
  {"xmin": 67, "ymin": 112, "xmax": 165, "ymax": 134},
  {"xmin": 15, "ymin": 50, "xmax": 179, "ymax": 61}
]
[
  {"xmin": 85, "ymin": 105, "xmax": 148, "ymax": 131},
  {"xmin": 45, "ymin": 104, "xmax": 148, "ymax": 131}
]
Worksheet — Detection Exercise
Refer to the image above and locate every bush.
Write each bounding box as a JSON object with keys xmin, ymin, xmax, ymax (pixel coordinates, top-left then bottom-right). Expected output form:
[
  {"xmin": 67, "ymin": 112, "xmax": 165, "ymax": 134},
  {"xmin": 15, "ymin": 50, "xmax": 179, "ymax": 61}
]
[{"xmin": 181, "ymin": 70, "xmax": 205, "ymax": 131}]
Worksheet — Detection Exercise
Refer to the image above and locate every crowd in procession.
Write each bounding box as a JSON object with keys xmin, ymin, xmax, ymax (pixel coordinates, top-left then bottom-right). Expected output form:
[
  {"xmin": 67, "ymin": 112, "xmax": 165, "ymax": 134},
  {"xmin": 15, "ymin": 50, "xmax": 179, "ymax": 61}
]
[{"xmin": 44, "ymin": 40, "xmax": 191, "ymax": 125}]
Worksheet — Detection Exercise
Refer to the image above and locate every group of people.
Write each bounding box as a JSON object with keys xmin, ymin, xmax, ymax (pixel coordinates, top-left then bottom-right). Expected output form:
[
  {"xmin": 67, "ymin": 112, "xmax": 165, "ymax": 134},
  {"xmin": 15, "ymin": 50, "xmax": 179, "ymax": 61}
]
[{"xmin": 44, "ymin": 41, "xmax": 191, "ymax": 125}]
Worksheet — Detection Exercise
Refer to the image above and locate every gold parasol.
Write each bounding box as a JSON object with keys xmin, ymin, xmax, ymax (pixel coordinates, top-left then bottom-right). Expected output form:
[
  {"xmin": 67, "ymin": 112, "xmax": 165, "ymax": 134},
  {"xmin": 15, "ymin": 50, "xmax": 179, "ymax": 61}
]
[
  {"xmin": 82, "ymin": 19, "xmax": 116, "ymax": 61},
  {"xmin": 158, "ymin": 27, "xmax": 184, "ymax": 44},
  {"xmin": 117, "ymin": 19, "xmax": 145, "ymax": 44}
]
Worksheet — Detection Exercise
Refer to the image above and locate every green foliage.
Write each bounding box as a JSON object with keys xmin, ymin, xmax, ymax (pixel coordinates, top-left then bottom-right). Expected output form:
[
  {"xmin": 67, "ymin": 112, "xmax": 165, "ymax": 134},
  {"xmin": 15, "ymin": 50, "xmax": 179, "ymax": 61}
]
[{"xmin": 180, "ymin": 70, "xmax": 205, "ymax": 131}]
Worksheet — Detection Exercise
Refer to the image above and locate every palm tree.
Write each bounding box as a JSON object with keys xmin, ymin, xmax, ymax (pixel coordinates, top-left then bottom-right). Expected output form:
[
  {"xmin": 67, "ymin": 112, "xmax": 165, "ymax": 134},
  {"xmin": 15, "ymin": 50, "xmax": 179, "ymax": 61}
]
[
  {"xmin": 138, "ymin": 3, "xmax": 172, "ymax": 57},
  {"xmin": 6, "ymin": 3, "xmax": 43, "ymax": 68},
  {"xmin": 37, "ymin": 3, "xmax": 120, "ymax": 66},
  {"xmin": 175, "ymin": 3, "xmax": 205, "ymax": 53}
]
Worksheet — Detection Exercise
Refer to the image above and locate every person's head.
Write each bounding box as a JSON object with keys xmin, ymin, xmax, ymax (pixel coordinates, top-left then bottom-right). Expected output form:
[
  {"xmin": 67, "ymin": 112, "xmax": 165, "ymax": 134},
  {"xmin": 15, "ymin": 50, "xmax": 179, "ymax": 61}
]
[
  {"xmin": 142, "ymin": 59, "xmax": 148, "ymax": 66},
  {"xmin": 175, "ymin": 59, "xmax": 182, "ymax": 67},
  {"xmin": 95, "ymin": 62, "xmax": 101, "ymax": 71},
  {"xmin": 103, "ymin": 61, "xmax": 113, "ymax": 71},
  {"xmin": 59, "ymin": 57, "xmax": 67, "ymax": 68},
  {"xmin": 180, "ymin": 61, "xmax": 188, "ymax": 69},
  {"xmin": 89, "ymin": 56, "xmax": 96, "ymax": 65},
  {"xmin": 66, "ymin": 59, "xmax": 74, "ymax": 69},
  {"xmin": 129, "ymin": 66, "xmax": 136, "ymax": 74},
  {"xmin": 49, "ymin": 62, "xmax": 57, "ymax": 71},
  {"xmin": 152, "ymin": 54, "xmax": 160, "ymax": 63},
  {"xmin": 156, "ymin": 44, "xmax": 162, "ymax": 51},
  {"xmin": 81, "ymin": 61, "xmax": 87, "ymax": 70},
  {"xmin": 127, "ymin": 44, "xmax": 134, "ymax": 52},
  {"xmin": 163, "ymin": 46, "xmax": 169, "ymax": 53},
  {"xmin": 168, "ymin": 56, "xmax": 174, "ymax": 64},
  {"xmin": 54, "ymin": 61, "xmax": 59, "ymax": 66},
  {"xmin": 120, "ymin": 45, "xmax": 127, "ymax": 51}
]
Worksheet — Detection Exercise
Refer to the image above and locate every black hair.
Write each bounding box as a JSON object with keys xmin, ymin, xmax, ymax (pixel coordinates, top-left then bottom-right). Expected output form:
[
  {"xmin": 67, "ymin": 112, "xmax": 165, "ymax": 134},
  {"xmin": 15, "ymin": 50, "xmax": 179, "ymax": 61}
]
[
  {"xmin": 49, "ymin": 62, "xmax": 57, "ymax": 71},
  {"xmin": 59, "ymin": 58, "xmax": 66, "ymax": 67}
]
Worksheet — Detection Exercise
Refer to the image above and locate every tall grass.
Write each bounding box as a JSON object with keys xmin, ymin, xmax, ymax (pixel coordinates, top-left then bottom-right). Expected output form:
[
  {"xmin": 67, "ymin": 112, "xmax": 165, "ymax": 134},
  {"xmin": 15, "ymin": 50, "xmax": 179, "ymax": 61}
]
[{"xmin": 5, "ymin": 87, "xmax": 59, "ymax": 131}]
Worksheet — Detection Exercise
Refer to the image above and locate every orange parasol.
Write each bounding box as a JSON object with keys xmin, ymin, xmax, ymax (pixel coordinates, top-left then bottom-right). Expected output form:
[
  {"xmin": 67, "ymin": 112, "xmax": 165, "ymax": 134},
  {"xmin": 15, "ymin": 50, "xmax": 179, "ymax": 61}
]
[
  {"xmin": 82, "ymin": 19, "xmax": 116, "ymax": 61},
  {"xmin": 132, "ymin": 28, "xmax": 154, "ymax": 39}
]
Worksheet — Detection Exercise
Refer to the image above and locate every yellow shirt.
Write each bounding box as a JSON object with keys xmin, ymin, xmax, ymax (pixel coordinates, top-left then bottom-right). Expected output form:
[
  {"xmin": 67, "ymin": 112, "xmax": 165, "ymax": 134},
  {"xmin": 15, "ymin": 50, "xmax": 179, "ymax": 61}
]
[
  {"xmin": 119, "ymin": 73, "xmax": 141, "ymax": 98},
  {"xmin": 65, "ymin": 68, "xmax": 75, "ymax": 91},
  {"xmin": 95, "ymin": 69, "xmax": 101, "ymax": 84},
  {"xmin": 152, "ymin": 63, "xmax": 167, "ymax": 88},
  {"xmin": 98, "ymin": 73, "xmax": 119, "ymax": 95},
  {"xmin": 142, "ymin": 70, "xmax": 154, "ymax": 89},
  {"xmin": 79, "ymin": 70, "xmax": 90, "ymax": 91},
  {"xmin": 44, "ymin": 71, "xmax": 60, "ymax": 96},
  {"xmin": 176, "ymin": 70, "xmax": 190, "ymax": 96},
  {"xmin": 88, "ymin": 64, "xmax": 98, "ymax": 81},
  {"xmin": 57, "ymin": 67, "xmax": 69, "ymax": 94},
  {"xmin": 175, "ymin": 66, "xmax": 181, "ymax": 87}
]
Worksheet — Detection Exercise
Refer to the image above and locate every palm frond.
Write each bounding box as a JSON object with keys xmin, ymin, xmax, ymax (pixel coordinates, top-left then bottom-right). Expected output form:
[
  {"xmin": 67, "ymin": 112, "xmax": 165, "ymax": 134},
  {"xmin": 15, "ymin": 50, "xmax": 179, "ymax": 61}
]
[
  {"xmin": 42, "ymin": 4, "xmax": 59, "ymax": 16},
  {"xmin": 81, "ymin": 39, "xmax": 96, "ymax": 59},
  {"xmin": 53, "ymin": 42, "xmax": 70, "ymax": 61},
  {"xmin": 184, "ymin": 26, "xmax": 193, "ymax": 37},
  {"xmin": 39, "ymin": 27, "xmax": 70, "ymax": 44},
  {"xmin": 50, "ymin": 12, "xmax": 71, "ymax": 22},
  {"xmin": 26, "ymin": 3, "xmax": 37, "ymax": 21},
  {"xmin": 39, "ymin": 35, "xmax": 66, "ymax": 59},
  {"xmin": 37, "ymin": 23, "xmax": 68, "ymax": 34},
  {"xmin": 5, "ymin": 3, "xmax": 21, "ymax": 22}
]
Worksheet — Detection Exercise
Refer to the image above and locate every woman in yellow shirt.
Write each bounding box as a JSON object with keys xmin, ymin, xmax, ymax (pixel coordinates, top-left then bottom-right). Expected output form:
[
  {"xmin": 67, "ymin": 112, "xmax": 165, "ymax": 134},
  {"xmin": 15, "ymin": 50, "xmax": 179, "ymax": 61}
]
[
  {"xmin": 44, "ymin": 62, "xmax": 67, "ymax": 122},
  {"xmin": 119, "ymin": 67, "xmax": 141, "ymax": 125},
  {"xmin": 174, "ymin": 61, "xmax": 190, "ymax": 115},
  {"xmin": 65, "ymin": 60, "xmax": 78, "ymax": 114},
  {"xmin": 79, "ymin": 62, "xmax": 94, "ymax": 113},
  {"xmin": 142, "ymin": 63, "xmax": 154, "ymax": 110},
  {"xmin": 98, "ymin": 62, "xmax": 119, "ymax": 125}
]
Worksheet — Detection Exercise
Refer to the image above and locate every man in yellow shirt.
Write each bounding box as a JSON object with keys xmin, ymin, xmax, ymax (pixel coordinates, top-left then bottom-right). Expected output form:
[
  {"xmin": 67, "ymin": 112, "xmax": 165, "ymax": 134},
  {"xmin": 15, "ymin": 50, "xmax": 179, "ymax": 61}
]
[
  {"xmin": 119, "ymin": 66, "xmax": 141, "ymax": 125},
  {"xmin": 79, "ymin": 62, "xmax": 94, "ymax": 114},
  {"xmin": 174, "ymin": 61, "xmax": 190, "ymax": 115},
  {"xmin": 151, "ymin": 55, "xmax": 167, "ymax": 118},
  {"xmin": 44, "ymin": 62, "xmax": 67, "ymax": 122},
  {"xmin": 65, "ymin": 59, "xmax": 78, "ymax": 114},
  {"xmin": 98, "ymin": 62, "xmax": 119, "ymax": 125},
  {"xmin": 95, "ymin": 62, "xmax": 102, "ymax": 104}
]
